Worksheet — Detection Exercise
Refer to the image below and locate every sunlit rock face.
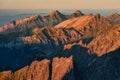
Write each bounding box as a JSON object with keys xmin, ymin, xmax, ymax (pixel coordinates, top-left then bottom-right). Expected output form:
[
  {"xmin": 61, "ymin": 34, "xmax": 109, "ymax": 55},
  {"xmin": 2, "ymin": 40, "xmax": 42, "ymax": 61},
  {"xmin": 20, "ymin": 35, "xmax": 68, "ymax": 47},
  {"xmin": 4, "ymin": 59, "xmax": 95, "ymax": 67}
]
[
  {"xmin": 52, "ymin": 56, "xmax": 74, "ymax": 80},
  {"xmin": 0, "ymin": 59, "xmax": 50, "ymax": 80},
  {"xmin": 0, "ymin": 10, "xmax": 120, "ymax": 80},
  {"xmin": 88, "ymin": 24, "xmax": 120, "ymax": 56},
  {"xmin": 0, "ymin": 57, "xmax": 74, "ymax": 80}
]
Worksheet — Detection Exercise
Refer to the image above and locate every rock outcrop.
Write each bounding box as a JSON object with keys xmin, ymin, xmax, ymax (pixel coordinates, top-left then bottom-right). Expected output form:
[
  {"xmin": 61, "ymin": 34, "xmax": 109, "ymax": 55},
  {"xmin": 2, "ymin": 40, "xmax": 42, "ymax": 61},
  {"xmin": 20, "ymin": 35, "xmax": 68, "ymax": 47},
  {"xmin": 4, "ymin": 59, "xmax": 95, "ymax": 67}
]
[
  {"xmin": 52, "ymin": 56, "xmax": 74, "ymax": 80},
  {"xmin": 0, "ymin": 59, "xmax": 50, "ymax": 80},
  {"xmin": 107, "ymin": 13, "xmax": 120, "ymax": 24},
  {"xmin": 0, "ymin": 56, "xmax": 74, "ymax": 80},
  {"xmin": 0, "ymin": 71, "xmax": 12, "ymax": 80}
]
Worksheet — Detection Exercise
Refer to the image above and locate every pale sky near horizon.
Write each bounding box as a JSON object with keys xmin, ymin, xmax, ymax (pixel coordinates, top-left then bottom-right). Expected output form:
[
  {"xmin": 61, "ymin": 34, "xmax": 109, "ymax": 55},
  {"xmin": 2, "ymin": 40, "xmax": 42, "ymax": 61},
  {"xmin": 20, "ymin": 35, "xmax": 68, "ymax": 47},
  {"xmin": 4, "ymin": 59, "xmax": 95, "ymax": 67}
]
[{"xmin": 0, "ymin": 0, "xmax": 120, "ymax": 9}]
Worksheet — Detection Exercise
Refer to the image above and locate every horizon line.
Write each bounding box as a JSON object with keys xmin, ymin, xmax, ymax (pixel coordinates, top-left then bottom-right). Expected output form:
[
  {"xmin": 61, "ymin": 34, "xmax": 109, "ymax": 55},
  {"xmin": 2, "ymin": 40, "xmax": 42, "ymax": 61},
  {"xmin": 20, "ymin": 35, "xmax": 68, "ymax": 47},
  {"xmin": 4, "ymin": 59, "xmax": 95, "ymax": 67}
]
[{"xmin": 0, "ymin": 8, "xmax": 120, "ymax": 10}]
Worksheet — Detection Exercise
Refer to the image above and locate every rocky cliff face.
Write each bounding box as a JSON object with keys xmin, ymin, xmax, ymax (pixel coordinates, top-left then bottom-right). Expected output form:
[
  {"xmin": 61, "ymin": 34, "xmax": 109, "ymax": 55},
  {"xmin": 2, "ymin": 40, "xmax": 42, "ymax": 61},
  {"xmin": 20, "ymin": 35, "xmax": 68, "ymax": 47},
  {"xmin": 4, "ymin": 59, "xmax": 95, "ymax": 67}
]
[
  {"xmin": 0, "ymin": 56, "xmax": 74, "ymax": 80},
  {"xmin": 52, "ymin": 56, "xmax": 74, "ymax": 80},
  {"xmin": 0, "ymin": 10, "xmax": 120, "ymax": 80},
  {"xmin": 0, "ymin": 59, "xmax": 50, "ymax": 80}
]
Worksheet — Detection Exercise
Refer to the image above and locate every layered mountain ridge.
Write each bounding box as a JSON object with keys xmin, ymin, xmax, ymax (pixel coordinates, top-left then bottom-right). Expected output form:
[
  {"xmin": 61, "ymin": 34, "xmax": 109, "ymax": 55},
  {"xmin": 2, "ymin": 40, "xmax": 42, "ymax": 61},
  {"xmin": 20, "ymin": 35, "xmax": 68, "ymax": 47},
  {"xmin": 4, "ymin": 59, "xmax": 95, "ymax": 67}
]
[
  {"xmin": 0, "ymin": 10, "xmax": 120, "ymax": 80},
  {"xmin": 0, "ymin": 10, "xmax": 83, "ymax": 34}
]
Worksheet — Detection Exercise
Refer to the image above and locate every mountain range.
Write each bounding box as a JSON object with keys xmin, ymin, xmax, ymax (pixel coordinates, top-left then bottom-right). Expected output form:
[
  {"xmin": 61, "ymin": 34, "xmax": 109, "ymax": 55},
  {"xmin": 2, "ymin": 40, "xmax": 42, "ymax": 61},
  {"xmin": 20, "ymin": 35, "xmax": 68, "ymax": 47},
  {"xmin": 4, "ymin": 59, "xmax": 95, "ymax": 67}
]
[{"xmin": 0, "ymin": 10, "xmax": 120, "ymax": 80}]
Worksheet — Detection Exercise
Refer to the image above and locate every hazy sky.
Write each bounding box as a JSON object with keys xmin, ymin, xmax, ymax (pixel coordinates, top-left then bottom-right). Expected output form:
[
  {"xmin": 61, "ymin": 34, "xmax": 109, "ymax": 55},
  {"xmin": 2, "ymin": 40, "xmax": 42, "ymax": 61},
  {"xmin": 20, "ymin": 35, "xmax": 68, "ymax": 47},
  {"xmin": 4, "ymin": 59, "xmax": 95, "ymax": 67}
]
[{"xmin": 0, "ymin": 0, "xmax": 120, "ymax": 9}]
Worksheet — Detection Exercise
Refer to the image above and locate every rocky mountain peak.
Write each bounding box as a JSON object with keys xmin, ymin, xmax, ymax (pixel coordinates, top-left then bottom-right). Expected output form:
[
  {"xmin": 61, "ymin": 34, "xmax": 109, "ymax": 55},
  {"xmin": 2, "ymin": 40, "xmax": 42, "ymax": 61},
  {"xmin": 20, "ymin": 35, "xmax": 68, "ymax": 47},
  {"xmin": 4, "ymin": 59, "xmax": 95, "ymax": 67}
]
[
  {"xmin": 48, "ymin": 10, "xmax": 63, "ymax": 16},
  {"xmin": 73, "ymin": 10, "xmax": 84, "ymax": 16}
]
